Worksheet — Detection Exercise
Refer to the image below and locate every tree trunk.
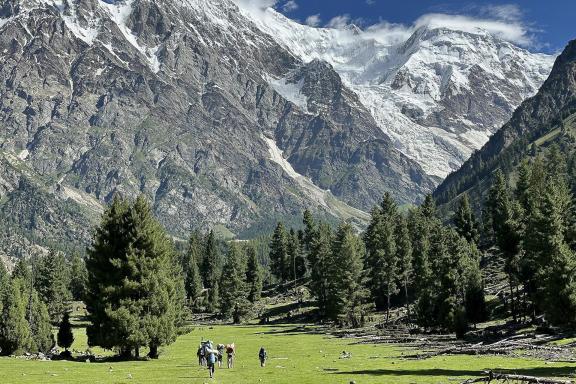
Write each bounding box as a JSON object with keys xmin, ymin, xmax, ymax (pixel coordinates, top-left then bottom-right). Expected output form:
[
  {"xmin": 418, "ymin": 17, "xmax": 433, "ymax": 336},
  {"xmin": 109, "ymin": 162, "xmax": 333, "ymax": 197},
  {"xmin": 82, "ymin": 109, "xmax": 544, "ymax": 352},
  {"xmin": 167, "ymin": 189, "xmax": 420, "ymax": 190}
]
[
  {"xmin": 508, "ymin": 274, "xmax": 517, "ymax": 322},
  {"xmin": 148, "ymin": 344, "xmax": 159, "ymax": 359},
  {"xmin": 134, "ymin": 347, "xmax": 140, "ymax": 358},
  {"xmin": 404, "ymin": 279, "xmax": 410, "ymax": 322},
  {"xmin": 386, "ymin": 284, "xmax": 391, "ymax": 324}
]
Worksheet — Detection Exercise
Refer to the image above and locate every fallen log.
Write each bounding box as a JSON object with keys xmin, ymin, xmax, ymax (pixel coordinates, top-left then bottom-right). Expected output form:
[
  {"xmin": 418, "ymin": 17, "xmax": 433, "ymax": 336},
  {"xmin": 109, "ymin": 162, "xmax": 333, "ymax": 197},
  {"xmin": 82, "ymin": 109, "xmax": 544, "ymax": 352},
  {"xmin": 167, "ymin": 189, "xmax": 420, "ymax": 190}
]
[{"xmin": 461, "ymin": 370, "xmax": 574, "ymax": 384}]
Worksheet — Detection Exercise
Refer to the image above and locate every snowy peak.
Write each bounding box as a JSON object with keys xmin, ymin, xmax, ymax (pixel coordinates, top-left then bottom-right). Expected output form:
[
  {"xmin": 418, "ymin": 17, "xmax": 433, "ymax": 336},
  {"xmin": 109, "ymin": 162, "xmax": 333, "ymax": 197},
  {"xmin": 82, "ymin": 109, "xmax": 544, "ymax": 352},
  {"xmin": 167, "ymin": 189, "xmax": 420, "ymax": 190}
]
[{"xmin": 237, "ymin": 4, "xmax": 555, "ymax": 178}]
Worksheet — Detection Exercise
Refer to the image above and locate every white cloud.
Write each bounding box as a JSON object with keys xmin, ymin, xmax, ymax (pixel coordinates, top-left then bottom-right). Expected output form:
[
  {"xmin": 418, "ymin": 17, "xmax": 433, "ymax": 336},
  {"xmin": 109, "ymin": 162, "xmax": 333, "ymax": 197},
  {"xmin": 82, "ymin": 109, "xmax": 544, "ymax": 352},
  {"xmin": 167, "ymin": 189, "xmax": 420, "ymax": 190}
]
[
  {"xmin": 234, "ymin": 0, "xmax": 538, "ymax": 48},
  {"xmin": 234, "ymin": 0, "xmax": 277, "ymax": 12},
  {"xmin": 282, "ymin": 0, "xmax": 298, "ymax": 13},
  {"xmin": 366, "ymin": 0, "xmax": 375, "ymax": 4},
  {"xmin": 481, "ymin": 4, "xmax": 523, "ymax": 22},
  {"xmin": 305, "ymin": 14, "xmax": 321, "ymax": 27},
  {"xmin": 326, "ymin": 14, "xmax": 351, "ymax": 29},
  {"xmin": 414, "ymin": 13, "xmax": 533, "ymax": 46}
]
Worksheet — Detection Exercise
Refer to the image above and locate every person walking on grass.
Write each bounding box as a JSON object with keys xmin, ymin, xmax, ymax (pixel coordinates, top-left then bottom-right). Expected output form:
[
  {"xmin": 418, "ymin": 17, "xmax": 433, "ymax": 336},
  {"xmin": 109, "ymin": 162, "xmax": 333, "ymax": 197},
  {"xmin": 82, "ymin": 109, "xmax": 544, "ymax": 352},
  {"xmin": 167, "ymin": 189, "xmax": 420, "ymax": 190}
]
[
  {"xmin": 207, "ymin": 350, "xmax": 217, "ymax": 379},
  {"xmin": 226, "ymin": 343, "xmax": 235, "ymax": 368},
  {"xmin": 217, "ymin": 344, "xmax": 225, "ymax": 368},
  {"xmin": 259, "ymin": 346, "xmax": 267, "ymax": 367}
]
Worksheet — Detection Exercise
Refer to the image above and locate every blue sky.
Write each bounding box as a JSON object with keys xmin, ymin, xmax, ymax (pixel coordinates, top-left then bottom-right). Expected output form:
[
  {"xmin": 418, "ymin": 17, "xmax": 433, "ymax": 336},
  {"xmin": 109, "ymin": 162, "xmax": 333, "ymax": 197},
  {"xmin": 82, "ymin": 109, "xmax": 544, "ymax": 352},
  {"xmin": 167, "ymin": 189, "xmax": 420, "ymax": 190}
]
[{"xmin": 268, "ymin": 1, "xmax": 574, "ymax": 53}]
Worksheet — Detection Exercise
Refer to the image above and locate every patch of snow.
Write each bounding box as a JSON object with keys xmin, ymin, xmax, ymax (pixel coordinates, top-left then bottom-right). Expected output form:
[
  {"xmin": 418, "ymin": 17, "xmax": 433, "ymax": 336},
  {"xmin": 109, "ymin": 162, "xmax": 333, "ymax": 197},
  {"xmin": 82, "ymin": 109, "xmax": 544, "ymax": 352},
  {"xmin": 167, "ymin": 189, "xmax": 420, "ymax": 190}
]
[
  {"xmin": 99, "ymin": 0, "xmax": 161, "ymax": 73},
  {"xmin": 95, "ymin": 67, "xmax": 104, "ymax": 76},
  {"xmin": 262, "ymin": 135, "xmax": 369, "ymax": 221},
  {"xmin": 268, "ymin": 76, "xmax": 309, "ymax": 113},
  {"xmin": 17, "ymin": 149, "xmax": 29, "ymax": 160},
  {"xmin": 0, "ymin": 16, "xmax": 15, "ymax": 29}
]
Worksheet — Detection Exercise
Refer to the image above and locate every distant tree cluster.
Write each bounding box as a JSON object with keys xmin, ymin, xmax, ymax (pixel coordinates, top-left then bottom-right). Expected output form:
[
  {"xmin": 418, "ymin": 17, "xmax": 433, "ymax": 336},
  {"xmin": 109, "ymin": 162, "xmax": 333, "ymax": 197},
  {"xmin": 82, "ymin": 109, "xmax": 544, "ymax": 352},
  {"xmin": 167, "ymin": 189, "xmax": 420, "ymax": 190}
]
[
  {"xmin": 267, "ymin": 200, "xmax": 485, "ymax": 334},
  {"xmin": 179, "ymin": 229, "xmax": 263, "ymax": 323},
  {"xmin": 0, "ymin": 249, "xmax": 87, "ymax": 356}
]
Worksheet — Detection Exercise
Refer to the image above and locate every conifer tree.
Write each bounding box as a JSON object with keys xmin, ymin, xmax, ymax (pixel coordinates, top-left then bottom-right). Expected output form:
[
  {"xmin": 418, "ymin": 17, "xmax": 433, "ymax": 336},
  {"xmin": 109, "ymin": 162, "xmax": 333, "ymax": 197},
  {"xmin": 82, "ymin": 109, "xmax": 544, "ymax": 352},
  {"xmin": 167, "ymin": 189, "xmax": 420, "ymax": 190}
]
[
  {"xmin": 538, "ymin": 180, "xmax": 576, "ymax": 325},
  {"xmin": 269, "ymin": 222, "xmax": 289, "ymax": 282},
  {"xmin": 219, "ymin": 244, "xmax": 250, "ymax": 323},
  {"xmin": 327, "ymin": 223, "xmax": 371, "ymax": 326},
  {"xmin": 202, "ymin": 231, "xmax": 220, "ymax": 289},
  {"xmin": 287, "ymin": 229, "xmax": 303, "ymax": 283},
  {"xmin": 308, "ymin": 223, "xmax": 332, "ymax": 315},
  {"xmin": 85, "ymin": 195, "xmax": 185, "ymax": 358},
  {"xmin": 454, "ymin": 194, "xmax": 479, "ymax": 244},
  {"xmin": 184, "ymin": 232, "xmax": 203, "ymax": 307},
  {"xmin": 245, "ymin": 246, "xmax": 263, "ymax": 303},
  {"xmin": 487, "ymin": 170, "xmax": 522, "ymax": 322},
  {"xmin": 57, "ymin": 312, "xmax": 74, "ymax": 353},
  {"xmin": 395, "ymin": 215, "xmax": 413, "ymax": 318},
  {"xmin": 69, "ymin": 253, "xmax": 88, "ymax": 301},
  {"xmin": 208, "ymin": 280, "xmax": 220, "ymax": 314},
  {"xmin": 27, "ymin": 290, "xmax": 53, "ymax": 353},
  {"xmin": 365, "ymin": 193, "xmax": 398, "ymax": 321},
  {"xmin": 0, "ymin": 279, "xmax": 33, "ymax": 355},
  {"xmin": 35, "ymin": 251, "xmax": 72, "ymax": 322},
  {"xmin": 12, "ymin": 258, "xmax": 31, "ymax": 286}
]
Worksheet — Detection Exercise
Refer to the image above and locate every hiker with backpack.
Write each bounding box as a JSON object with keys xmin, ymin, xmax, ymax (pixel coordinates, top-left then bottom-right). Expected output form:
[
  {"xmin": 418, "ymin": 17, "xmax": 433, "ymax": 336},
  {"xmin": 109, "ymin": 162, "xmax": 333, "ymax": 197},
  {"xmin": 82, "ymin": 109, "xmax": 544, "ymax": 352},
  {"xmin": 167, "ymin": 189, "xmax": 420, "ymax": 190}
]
[
  {"xmin": 258, "ymin": 346, "xmax": 267, "ymax": 367},
  {"xmin": 206, "ymin": 349, "xmax": 217, "ymax": 378},
  {"xmin": 226, "ymin": 343, "xmax": 235, "ymax": 368},
  {"xmin": 217, "ymin": 344, "xmax": 225, "ymax": 368}
]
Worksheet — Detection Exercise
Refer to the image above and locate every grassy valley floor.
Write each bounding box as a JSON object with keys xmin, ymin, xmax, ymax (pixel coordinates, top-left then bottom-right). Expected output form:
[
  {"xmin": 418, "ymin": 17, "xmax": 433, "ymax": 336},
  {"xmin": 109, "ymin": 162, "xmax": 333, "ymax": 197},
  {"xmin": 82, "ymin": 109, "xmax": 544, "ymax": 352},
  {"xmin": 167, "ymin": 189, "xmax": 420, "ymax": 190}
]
[{"xmin": 2, "ymin": 324, "xmax": 576, "ymax": 383}]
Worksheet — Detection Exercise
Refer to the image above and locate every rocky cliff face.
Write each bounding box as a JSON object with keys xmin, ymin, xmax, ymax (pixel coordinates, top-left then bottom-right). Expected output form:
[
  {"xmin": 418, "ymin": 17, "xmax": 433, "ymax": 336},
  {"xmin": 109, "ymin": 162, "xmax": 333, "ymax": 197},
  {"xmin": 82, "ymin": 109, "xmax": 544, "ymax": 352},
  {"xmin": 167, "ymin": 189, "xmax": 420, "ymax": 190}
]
[{"xmin": 0, "ymin": 0, "xmax": 438, "ymax": 259}]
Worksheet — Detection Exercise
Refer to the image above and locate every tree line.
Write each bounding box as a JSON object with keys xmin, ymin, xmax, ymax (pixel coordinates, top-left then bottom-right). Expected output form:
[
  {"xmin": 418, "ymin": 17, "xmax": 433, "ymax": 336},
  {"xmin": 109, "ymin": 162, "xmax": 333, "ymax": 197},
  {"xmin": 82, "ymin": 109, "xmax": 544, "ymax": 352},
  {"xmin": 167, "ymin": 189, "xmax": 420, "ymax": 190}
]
[
  {"xmin": 483, "ymin": 145, "xmax": 576, "ymax": 326},
  {"xmin": 267, "ymin": 199, "xmax": 486, "ymax": 335}
]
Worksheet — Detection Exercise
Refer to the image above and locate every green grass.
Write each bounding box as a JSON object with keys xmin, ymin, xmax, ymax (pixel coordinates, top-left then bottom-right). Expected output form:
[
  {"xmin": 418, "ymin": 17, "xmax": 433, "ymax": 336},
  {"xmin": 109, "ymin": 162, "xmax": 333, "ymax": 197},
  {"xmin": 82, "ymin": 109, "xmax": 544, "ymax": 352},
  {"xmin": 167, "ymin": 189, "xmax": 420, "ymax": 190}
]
[{"xmin": 2, "ymin": 324, "xmax": 576, "ymax": 383}]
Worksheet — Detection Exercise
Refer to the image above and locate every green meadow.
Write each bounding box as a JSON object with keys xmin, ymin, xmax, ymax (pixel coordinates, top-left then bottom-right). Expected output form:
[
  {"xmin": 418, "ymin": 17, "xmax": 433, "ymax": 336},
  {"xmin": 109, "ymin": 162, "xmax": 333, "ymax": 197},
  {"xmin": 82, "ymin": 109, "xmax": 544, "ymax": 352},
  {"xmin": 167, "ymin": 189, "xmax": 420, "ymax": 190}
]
[{"xmin": 1, "ymin": 324, "xmax": 576, "ymax": 384}]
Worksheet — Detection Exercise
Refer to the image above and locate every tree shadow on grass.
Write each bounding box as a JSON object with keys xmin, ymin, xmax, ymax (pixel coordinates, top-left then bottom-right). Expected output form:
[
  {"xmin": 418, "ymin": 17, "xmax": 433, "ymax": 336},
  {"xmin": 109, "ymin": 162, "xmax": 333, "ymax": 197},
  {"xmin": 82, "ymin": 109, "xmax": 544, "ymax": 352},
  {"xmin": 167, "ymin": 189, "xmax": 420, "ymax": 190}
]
[
  {"xmin": 256, "ymin": 326, "xmax": 324, "ymax": 336},
  {"xmin": 332, "ymin": 366, "xmax": 576, "ymax": 378}
]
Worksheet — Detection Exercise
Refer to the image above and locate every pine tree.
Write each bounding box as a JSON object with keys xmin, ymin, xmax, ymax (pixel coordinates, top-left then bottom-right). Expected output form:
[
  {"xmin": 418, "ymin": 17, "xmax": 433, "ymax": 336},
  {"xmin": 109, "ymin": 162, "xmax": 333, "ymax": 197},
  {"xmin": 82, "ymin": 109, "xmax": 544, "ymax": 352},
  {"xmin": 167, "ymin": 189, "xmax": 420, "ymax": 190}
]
[
  {"xmin": 245, "ymin": 246, "xmax": 263, "ymax": 303},
  {"xmin": 0, "ymin": 279, "xmax": 33, "ymax": 355},
  {"xmin": 365, "ymin": 193, "xmax": 398, "ymax": 321},
  {"xmin": 327, "ymin": 223, "xmax": 371, "ymax": 326},
  {"xmin": 487, "ymin": 170, "xmax": 522, "ymax": 322},
  {"xmin": 12, "ymin": 258, "xmax": 32, "ymax": 286},
  {"xmin": 69, "ymin": 253, "xmax": 88, "ymax": 301},
  {"xmin": 27, "ymin": 290, "xmax": 53, "ymax": 353},
  {"xmin": 308, "ymin": 223, "xmax": 332, "ymax": 315},
  {"xmin": 454, "ymin": 194, "xmax": 479, "ymax": 244},
  {"xmin": 395, "ymin": 215, "xmax": 413, "ymax": 319},
  {"xmin": 461, "ymin": 243, "xmax": 487, "ymax": 327},
  {"xmin": 202, "ymin": 231, "xmax": 220, "ymax": 289},
  {"xmin": 208, "ymin": 280, "xmax": 220, "ymax": 314},
  {"xmin": 184, "ymin": 232, "xmax": 203, "ymax": 308},
  {"xmin": 219, "ymin": 244, "xmax": 250, "ymax": 323},
  {"xmin": 269, "ymin": 222, "xmax": 289, "ymax": 282},
  {"xmin": 57, "ymin": 312, "xmax": 74, "ymax": 353},
  {"xmin": 85, "ymin": 195, "xmax": 185, "ymax": 358},
  {"xmin": 35, "ymin": 251, "xmax": 72, "ymax": 322},
  {"xmin": 287, "ymin": 229, "xmax": 303, "ymax": 284},
  {"xmin": 537, "ymin": 180, "xmax": 576, "ymax": 325}
]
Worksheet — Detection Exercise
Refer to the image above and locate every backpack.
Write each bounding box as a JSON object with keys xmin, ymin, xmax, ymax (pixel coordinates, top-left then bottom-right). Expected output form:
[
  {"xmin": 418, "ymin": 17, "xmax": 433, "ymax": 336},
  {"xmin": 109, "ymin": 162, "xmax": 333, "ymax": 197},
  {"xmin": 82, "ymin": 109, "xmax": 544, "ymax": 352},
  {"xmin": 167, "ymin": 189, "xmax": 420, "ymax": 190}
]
[{"xmin": 259, "ymin": 348, "xmax": 266, "ymax": 359}]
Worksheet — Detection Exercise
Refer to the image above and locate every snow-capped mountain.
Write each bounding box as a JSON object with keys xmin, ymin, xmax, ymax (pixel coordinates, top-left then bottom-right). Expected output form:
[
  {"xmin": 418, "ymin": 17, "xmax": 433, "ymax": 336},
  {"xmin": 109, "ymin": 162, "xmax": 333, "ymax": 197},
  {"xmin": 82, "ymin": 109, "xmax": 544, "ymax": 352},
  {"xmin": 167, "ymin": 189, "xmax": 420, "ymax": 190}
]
[
  {"xmin": 0, "ymin": 0, "xmax": 556, "ymax": 260},
  {"xmin": 236, "ymin": 5, "xmax": 555, "ymax": 178}
]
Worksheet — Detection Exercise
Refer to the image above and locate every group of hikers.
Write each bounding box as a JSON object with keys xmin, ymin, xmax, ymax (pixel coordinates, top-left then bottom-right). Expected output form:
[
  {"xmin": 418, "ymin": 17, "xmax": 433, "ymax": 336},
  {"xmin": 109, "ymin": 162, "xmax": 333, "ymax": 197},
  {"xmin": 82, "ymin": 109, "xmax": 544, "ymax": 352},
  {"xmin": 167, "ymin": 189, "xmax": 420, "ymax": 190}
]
[{"xmin": 197, "ymin": 340, "xmax": 268, "ymax": 378}]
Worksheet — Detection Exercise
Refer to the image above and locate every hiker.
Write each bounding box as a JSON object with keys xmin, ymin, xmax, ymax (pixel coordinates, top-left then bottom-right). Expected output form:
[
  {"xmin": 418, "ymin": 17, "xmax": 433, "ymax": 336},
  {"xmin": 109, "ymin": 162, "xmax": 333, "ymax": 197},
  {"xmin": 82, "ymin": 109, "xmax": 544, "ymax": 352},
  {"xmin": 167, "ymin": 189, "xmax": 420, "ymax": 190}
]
[
  {"xmin": 206, "ymin": 349, "xmax": 217, "ymax": 378},
  {"xmin": 258, "ymin": 346, "xmax": 267, "ymax": 367},
  {"xmin": 226, "ymin": 343, "xmax": 235, "ymax": 368},
  {"xmin": 217, "ymin": 344, "xmax": 225, "ymax": 368},
  {"xmin": 197, "ymin": 345, "xmax": 205, "ymax": 366}
]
